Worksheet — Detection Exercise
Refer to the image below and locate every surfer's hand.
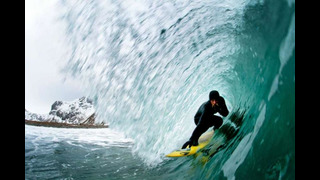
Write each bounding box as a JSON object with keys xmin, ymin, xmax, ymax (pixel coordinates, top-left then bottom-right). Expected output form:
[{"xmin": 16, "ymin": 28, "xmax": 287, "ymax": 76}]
[{"xmin": 182, "ymin": 140, "xmax": 192, "ymax": 149}]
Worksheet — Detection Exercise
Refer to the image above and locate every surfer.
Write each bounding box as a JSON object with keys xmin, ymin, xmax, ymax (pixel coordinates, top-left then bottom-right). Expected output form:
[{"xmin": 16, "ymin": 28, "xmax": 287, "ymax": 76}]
[{"xmin": 182, "ymin": 90, "xmax": 229, "ymax": 149}]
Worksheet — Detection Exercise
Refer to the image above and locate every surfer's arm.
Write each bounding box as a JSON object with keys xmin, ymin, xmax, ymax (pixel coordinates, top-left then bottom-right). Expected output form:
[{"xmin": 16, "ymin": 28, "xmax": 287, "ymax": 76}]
[{"xmin": 217, "ymin": 97, "xmax": 229, "ymax": 117}]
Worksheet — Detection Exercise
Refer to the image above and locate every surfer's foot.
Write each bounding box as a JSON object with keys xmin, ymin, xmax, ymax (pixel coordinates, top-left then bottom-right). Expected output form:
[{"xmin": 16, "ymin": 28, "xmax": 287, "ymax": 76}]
[{"xmin": 191, "ymin": 140, "xmax": 198, "ymax": 146}]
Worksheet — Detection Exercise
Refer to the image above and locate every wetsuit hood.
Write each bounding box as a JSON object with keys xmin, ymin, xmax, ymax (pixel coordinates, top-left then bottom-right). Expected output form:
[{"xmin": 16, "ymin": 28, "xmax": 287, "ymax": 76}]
[{"xmin": 209, "ymin": 90, "xmax": 220, "ymax": 100}]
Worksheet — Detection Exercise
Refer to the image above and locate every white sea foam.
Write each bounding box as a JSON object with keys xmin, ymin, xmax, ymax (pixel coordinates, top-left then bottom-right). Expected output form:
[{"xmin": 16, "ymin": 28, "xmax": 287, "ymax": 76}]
[{"xmin": 25, "ymin": 125, "xmax": 134, "ymax": 149}]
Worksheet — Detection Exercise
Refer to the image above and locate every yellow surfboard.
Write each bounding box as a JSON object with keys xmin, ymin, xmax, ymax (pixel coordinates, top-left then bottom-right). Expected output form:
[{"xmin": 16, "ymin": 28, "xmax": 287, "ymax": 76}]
[{"xmin": 165, "ymin": 130, "xmax": 214, "ymax": 157}]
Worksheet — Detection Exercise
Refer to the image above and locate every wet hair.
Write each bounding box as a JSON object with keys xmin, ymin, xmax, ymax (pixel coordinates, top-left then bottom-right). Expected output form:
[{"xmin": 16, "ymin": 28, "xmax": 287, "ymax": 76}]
[{"xmin": 209, "ymin": 90, "xmax": 220, "ymax": 100}]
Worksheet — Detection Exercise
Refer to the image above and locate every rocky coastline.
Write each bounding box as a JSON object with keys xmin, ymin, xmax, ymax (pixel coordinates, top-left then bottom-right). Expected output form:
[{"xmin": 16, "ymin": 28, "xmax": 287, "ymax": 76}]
[
  {"xmin": 25, "ymin": 119, "xmax": 108, "ymax": 128},
  {"xmin": 25, "ymin": 97, "xmax": 108, "ymax": 129}
]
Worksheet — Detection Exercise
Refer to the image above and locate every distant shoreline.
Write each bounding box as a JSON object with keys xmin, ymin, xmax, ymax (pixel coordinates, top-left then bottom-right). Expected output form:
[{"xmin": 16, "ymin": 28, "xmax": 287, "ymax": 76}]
[{"xmin": 25, "ymin": 120, "xmax": 108, "ymax": 129}]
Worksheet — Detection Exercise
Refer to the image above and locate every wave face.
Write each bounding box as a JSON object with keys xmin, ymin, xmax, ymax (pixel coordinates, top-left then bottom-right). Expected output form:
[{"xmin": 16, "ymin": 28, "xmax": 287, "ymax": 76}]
[{"xmin": 58, "ymin": 0, "xmax": 295, "ymax": 178}]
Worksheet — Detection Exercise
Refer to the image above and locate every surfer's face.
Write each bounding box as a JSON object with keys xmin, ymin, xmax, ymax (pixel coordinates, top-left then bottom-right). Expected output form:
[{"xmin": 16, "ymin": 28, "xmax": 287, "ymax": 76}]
[{"xmin": 210, "ymin": 99, "xmax": 218, "ymax": 107}]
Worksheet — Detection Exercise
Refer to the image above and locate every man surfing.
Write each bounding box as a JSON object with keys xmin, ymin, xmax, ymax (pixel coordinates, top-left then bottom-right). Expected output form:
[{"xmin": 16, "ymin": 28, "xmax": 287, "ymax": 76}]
[{"xmin": 182, "ymin": 90, "xmax": 229, "ymax": 149}]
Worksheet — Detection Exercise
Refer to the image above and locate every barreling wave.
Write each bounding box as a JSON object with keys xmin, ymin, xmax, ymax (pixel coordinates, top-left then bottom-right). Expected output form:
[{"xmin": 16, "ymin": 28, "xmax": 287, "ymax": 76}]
[{"xmin": 58, "ymin": 0, "xmax": 294, "ymax": 178}]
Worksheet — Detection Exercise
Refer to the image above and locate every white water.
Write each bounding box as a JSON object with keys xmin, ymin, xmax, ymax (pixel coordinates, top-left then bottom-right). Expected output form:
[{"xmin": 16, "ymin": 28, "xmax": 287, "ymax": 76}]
[
  {"xmin": 25, "ymin": 125, "xmax": 133, "ymax": 149},
  {"xmin": 57, "ymin": 0, "xmax": 254, "ymax": 166}
]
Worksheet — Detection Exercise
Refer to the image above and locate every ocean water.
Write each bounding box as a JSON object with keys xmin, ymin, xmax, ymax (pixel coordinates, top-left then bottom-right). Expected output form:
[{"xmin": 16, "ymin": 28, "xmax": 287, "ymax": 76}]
[{"xmin": 25, "ymin": 0, "xmax": 295, "ymax": 179}]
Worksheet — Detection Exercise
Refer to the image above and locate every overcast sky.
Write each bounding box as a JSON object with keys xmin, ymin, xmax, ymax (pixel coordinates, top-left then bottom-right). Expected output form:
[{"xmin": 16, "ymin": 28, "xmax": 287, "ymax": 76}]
[{"xmin": 25, "ymin": 0, "xmax": 85, "ymax": 114}]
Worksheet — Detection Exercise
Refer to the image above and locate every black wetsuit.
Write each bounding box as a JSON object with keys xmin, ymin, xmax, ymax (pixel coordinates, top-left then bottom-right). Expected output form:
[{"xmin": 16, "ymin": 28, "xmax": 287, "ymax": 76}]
[{"xmin": 182, "ymin": 96, "xmax": 229, "ymax": 149}]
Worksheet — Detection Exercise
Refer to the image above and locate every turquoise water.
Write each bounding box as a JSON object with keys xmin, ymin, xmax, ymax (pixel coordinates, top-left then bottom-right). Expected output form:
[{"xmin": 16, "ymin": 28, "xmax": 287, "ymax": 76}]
[{"xmin": 26, "ymin": 0, "xmax": 295, "ymax": 179}]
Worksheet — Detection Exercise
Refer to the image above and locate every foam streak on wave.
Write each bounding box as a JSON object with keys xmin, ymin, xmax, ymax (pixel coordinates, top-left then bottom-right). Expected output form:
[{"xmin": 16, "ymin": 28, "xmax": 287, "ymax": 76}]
[{"xmin": 222, "ymin": 103, "xmax": 266, "ymax": 180}]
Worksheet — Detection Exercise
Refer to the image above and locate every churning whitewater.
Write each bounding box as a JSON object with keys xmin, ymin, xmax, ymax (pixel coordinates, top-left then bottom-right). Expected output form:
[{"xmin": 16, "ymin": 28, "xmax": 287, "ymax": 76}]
[{"xmin": 26, "ymin": 0, "xmax": 295, "ymax": 179}]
